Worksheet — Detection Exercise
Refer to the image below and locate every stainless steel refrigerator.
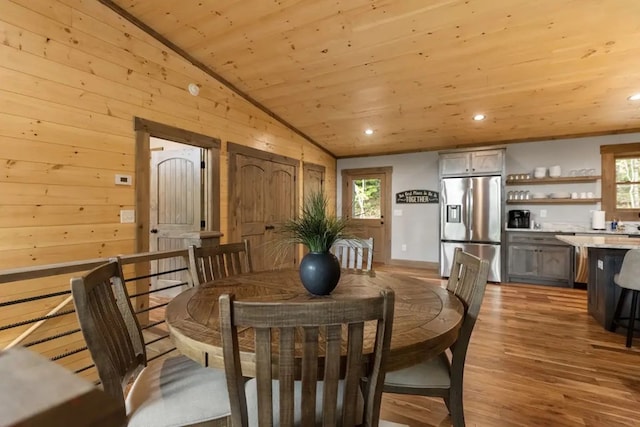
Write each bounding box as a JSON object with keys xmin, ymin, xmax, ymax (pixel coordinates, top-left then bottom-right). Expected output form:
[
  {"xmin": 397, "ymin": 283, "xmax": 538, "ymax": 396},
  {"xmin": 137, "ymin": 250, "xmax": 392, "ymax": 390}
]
[{"xmin": 440, "ymin": 176, "xmax": 502, "ymax": 282}]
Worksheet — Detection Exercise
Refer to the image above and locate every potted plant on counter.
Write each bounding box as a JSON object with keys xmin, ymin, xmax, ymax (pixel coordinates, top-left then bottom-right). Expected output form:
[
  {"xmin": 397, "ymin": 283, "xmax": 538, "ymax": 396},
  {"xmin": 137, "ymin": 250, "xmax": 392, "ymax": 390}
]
[{"xmin": 279, "ymin": 191, "xmax": 352, "ymax": 295}]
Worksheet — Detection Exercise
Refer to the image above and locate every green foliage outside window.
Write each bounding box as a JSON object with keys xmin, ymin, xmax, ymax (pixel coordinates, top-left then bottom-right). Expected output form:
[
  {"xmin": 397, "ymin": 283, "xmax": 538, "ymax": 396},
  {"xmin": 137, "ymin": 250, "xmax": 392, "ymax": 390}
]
[
  {"xmin": 615, "ymin": 157, "xmax": 640, "ymax": 209},
  {"xmin": 352, "ymin": 178, "xmax": 381, "ymax": 218}
]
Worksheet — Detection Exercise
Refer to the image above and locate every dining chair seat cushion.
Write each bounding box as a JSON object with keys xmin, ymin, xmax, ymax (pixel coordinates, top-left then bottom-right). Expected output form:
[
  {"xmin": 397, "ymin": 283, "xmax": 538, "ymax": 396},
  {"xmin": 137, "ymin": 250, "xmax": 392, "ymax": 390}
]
[
  {"xmin": 126, "ymin": 355, "xmax": 230, "ymax": 427},
  {"xmin": 244, "ymin": 378, "xmax": 362, "ymax": 426},
  {"xmin": 384, "ymin": 355, "xmax": 451, "ymax": 390}
]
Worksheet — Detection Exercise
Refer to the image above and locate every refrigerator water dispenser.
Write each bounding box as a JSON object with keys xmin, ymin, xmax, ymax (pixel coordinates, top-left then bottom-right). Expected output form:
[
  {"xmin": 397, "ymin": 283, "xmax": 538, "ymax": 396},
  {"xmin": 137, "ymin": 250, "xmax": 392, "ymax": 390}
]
[{"xmin": 447, "ymin": 205, "xmax": 461, "ymax": 223}]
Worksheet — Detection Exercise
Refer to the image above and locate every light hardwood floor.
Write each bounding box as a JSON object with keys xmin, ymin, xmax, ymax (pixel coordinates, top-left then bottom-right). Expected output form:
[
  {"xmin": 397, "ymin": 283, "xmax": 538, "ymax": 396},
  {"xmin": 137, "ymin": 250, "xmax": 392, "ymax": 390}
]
[
  {"xmin": 150, "ymin": 266, "xmax": 640, "ymax": 426},
  {"xmin": 377, "ymin": 265, "xmax": 640, "ymax": 427}
]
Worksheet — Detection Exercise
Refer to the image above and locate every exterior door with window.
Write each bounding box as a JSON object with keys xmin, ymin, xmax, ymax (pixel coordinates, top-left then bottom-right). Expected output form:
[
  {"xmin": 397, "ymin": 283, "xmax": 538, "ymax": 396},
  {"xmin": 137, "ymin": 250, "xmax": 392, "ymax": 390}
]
[{"xmin": 341, "ymin": 167, "xmax": 392, "ymax": 264}]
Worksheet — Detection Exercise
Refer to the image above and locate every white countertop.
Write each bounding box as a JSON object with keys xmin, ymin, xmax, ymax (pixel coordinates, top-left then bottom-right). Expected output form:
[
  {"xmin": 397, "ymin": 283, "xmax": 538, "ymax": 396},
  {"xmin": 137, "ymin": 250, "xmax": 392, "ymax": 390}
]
[
  {"xmin": 505, "ymin": 225, "xmax": 640, "ymax": 235},
  {"xmin": 554, "ymin": 234, "xmax": 640, "ymax": 249}
]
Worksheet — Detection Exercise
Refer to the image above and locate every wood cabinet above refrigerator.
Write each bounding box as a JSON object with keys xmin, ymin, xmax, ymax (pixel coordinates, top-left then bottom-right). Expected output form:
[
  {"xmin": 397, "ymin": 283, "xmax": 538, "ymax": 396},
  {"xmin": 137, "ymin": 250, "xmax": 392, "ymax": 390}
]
[{"xmin": 440, "ymin": 149, "xmax": 504, "ymax": 177}]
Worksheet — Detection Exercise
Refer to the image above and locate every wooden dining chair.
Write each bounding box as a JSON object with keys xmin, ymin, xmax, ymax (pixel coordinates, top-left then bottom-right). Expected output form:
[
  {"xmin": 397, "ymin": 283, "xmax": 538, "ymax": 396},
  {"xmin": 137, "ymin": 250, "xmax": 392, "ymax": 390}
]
[
  {"xmin": 383, "ymin": 248, "xmax": 490, "ymax": 427},
  {"xmin": 219, "ymin": 289, "xmax": 395, "ymax": 427},
  {"xmin": 331, "ymin": 238, "xmax": 374, "ymax": 274},
  {"xmin": 188, "ymin": 240, "xmax": 253, "ymax": 286},
  {"xmin": 71, "ymin": 258, "xmax": 231, "ymax": 427}
]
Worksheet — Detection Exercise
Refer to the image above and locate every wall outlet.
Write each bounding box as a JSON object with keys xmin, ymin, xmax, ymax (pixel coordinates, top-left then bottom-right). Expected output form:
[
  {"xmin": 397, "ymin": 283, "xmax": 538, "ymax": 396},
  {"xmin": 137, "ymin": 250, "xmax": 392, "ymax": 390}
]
[
  {"xmin": 394, "ymin": 209, "xmax": 403, "ymax": 216},
  {"xmin": 401, "ymin": 244, "xmax": 407, "ymax": 251},
  {"xmin": 120, "ymin": 209, "xmax": 135, "ymax": 224},
  {"xmin": 540, "ymin": 209, "xmax": 547, "ymax": 218}
]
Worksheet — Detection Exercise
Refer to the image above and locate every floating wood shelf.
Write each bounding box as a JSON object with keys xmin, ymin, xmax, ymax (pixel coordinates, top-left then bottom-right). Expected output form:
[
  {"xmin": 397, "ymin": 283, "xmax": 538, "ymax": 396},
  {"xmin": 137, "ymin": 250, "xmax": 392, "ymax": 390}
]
[
  {"xmin": 506, "ymin": 176, "xmax": 601, "ymax": 185},
  {"xmin": 506, "ymin": 198, "xmax": 601, "ymax": 204}
]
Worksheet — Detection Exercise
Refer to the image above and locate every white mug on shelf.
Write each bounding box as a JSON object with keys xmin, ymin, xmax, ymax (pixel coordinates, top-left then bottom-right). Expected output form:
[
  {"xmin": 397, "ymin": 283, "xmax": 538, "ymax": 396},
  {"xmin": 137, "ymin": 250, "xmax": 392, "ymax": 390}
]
[
  {"xmin": 580, "ymin": 192, "xmax": 587, "ymax": 199},
  {"xmin": 571, "ymin": 192, "xmax": 578, "ymax": 199}
]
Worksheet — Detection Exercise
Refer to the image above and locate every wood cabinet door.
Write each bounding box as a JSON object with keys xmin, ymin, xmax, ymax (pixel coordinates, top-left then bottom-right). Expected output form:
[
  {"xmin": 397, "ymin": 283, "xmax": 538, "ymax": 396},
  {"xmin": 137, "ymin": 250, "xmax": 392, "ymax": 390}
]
[
  {"xmin": 470, "ymin": 150, "xmax": 503, "ymax": 174},
  {"xmin": 266, "ymin": 160, "xmax": 296, "ymax": 269},
  {"xmin": 302, "ymin": 164, "xmax": 326, "ymax": 257},
  {"xmin": 229, "ymin": 147, "xmax": 297, "ymax": 272},
  {"xmin": 539, "ymin": 246, "xmax": 572, "ymax": 280},
  {"xmin": 303, "ymin": 163, "xmax": 325, "ymax": 202},
  {"xmin": 440, "ymin": 153, "xmax": 471, "ymax": 176},
  {"xmin": 507, "ymin": 245, "xmax": 538, "ymax": 277}
]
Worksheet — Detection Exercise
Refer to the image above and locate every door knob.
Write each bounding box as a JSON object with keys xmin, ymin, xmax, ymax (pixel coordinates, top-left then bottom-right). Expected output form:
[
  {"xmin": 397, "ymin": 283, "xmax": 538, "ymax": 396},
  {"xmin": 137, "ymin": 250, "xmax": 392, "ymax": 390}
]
[{"xmin": 150, "ymin": 228, "xmax": 158, "ymax": 234}]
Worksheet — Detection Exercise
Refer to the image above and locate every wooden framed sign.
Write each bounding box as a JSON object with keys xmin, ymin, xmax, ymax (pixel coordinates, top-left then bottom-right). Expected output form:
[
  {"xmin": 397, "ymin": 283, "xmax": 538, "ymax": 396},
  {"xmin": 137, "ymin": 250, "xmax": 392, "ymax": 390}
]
[{"xmin": 395, "ymin": 189, "xmax": 439, "ymax": 204}]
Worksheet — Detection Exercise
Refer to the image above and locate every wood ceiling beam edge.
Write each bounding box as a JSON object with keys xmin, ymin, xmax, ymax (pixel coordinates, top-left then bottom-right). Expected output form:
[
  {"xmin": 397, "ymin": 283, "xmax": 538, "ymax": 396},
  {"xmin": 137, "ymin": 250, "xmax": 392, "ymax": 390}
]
[{"xmin": 96, "ymin": 0, "xmax": 335, "ymax": 158}]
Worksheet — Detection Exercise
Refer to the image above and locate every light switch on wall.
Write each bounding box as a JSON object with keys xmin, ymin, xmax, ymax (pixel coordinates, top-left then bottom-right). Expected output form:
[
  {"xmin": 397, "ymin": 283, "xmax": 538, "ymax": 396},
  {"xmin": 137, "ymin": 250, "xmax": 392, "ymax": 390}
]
[
  {"xmin": 540, "ymin": 209, "xmax": 547, "ymax": 218},
  {"xmin": 394, "ymin": 209, "xmax": 403, "ymax": 216},
  {"xmin": 120, "ymin": 210, "xmax": 135, "ymax": 224}
]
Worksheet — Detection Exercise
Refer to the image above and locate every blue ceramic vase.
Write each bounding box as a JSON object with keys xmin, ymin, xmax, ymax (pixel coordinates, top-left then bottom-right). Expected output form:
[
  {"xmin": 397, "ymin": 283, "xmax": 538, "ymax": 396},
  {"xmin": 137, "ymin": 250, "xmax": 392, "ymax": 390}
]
[{"xmin": 299, "ymin": 252, "xmax": 341, "ymax": 295}]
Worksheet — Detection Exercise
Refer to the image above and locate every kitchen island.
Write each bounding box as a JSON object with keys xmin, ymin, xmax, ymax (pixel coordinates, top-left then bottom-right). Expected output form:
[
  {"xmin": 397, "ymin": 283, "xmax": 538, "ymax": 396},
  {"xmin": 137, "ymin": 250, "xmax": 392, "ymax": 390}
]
[{"xmin": 555, "ymin": 235, "xmax": 640, "ymax": 329}]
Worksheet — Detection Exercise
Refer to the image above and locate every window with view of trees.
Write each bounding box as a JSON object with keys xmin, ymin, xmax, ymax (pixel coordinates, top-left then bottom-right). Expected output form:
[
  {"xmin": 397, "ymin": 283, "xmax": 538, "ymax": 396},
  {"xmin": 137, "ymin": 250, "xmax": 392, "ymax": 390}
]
[
  {"xmin": 601, "ymin": 143, "xmax": 640, "ymax": 221},
  {"xmin": 615, "ymin": 157, "xmax": 640, "ymax": 209},
  {"xmin": 351, "ymin": 178, "xmax": 381, "ymax": 218}
]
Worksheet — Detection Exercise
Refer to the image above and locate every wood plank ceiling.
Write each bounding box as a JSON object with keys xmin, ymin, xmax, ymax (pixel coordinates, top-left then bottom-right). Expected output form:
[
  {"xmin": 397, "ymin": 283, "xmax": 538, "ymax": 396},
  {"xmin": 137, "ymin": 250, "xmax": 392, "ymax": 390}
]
[{"xmin": 105, "ymin": 0, "xmax": 640, "ymax": 158}]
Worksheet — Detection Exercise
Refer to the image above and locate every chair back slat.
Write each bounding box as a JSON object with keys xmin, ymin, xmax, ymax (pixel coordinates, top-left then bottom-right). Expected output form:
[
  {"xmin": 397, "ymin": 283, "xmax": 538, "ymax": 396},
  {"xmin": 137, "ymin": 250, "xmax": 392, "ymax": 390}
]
[
  {"xmin": 219, "ymin": 294, "xmax": 248, "ymax": 427},
  {"xmin": 322, "ymin": 324, "xmax": 342, "ymax": 425},
  {"xmin": 278, "ymin": 327, "xmax": 295, "ymax": 427},
  {"xmin": 189, "ymin": 240, "xmax": 253, "ymax": 286},
  {"xmin": 220, "ymin": 290, "xmax": 394, "ymax": 427},
  {"xmin": 342, "ymin": 322, "xmax": 365, "ymax": 426},
  {"xmin": 253, "ymin": 327, "xmax": 272, "ymax": 427},
  {"xmin": 331, "ymin": 238, "xmax": 374, "ymax": 275},
  {"xmin": 301, "ymin": 327, "xmax": 319, "ymax": 426},
  {"xmin": 70, "ymin": 259, "xmax": 145, "ymax": 407}
]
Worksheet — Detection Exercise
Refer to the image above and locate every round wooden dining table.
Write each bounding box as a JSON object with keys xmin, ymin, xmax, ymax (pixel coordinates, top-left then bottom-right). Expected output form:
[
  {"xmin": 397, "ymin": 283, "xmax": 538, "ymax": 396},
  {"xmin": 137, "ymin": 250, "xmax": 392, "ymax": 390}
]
[{"xmin": 165, "ymin": 269, "xmax": 464, "ymax": 375}]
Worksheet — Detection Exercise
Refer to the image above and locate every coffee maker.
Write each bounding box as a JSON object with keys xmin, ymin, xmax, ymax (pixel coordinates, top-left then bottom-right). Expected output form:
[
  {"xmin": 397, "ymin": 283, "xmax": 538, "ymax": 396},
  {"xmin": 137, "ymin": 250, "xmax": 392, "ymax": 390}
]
[{"xmin": 508, "ymin": 210, "xmax": 531, "ymax": 229}]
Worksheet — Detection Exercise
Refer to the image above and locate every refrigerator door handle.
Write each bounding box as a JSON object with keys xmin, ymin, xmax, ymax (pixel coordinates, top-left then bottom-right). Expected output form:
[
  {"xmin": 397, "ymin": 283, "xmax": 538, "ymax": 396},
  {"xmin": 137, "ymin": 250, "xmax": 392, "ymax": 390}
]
[{"xmin": 467, "ymin": 179, "xmax": 473, "ymax": 235}]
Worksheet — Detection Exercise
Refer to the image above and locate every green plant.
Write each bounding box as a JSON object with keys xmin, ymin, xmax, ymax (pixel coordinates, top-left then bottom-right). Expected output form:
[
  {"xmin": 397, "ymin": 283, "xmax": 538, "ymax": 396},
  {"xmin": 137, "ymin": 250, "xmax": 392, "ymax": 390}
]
[{"xmin": 279, "ymin": 191, "xmax": 351, "ymax": 253}]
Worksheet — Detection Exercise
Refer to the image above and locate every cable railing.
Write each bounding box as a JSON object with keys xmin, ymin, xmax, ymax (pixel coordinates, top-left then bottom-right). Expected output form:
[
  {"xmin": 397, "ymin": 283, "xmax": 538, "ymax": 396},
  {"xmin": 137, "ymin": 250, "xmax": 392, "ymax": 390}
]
[{"xmin": 0, "ymin": 248, "xmax": 192, "ymax": 381}]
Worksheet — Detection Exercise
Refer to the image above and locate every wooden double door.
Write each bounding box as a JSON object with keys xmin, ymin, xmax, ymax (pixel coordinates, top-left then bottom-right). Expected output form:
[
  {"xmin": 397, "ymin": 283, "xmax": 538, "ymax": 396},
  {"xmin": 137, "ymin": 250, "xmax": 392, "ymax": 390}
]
[{"xmin": 229, "ymin": 144, "xmax": 298, "ymax": 271}]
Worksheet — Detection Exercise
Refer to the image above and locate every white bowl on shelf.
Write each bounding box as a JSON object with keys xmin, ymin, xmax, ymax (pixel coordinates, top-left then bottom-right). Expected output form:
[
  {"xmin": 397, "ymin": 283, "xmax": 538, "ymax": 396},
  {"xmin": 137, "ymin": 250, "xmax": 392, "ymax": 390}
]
[
  {"xmin": 533, "ymin": 167, "xmax": 546, "ymax": 179},
  {"xmin": 531, "ymin": 192, "xmax": 546, "ymax": 199},
  {"xmin": 550, "ymin": 192, "xmax": 571, "ymax": 199}
]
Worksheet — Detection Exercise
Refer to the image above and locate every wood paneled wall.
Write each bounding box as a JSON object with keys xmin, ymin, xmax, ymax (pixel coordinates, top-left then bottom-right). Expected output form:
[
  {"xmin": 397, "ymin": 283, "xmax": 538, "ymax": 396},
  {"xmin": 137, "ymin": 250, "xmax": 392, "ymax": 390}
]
[{"xmin": 0, "ymin": 0, "xmax": 335, "ymax": 353}]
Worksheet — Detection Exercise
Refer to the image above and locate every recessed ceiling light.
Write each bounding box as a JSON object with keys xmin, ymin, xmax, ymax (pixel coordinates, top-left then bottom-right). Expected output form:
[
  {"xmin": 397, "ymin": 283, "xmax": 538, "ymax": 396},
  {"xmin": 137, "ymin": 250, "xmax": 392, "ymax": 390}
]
[
  {"xmin": 364, "ymin": 129, "xmax": 374, "ymax": 135},
  {"xmin": 628, "ymin": 93, "xmax": 640, "ymax": 101},
  {"xmin": 473, "ymin": 114, "xmax": 486, "ymax": 121}
]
